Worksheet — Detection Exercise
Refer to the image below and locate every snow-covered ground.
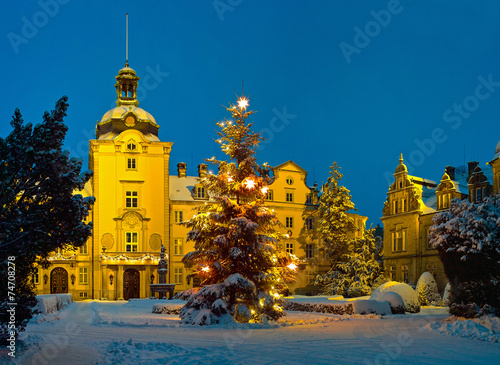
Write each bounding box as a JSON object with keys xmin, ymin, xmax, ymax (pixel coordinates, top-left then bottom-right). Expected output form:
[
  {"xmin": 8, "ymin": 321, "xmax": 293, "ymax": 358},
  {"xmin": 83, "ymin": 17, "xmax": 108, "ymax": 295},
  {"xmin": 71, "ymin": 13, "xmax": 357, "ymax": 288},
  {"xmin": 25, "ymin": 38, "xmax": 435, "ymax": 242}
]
[{"xmin": 4, "ymin": 299, "xmax": 500, "ymax": 364}]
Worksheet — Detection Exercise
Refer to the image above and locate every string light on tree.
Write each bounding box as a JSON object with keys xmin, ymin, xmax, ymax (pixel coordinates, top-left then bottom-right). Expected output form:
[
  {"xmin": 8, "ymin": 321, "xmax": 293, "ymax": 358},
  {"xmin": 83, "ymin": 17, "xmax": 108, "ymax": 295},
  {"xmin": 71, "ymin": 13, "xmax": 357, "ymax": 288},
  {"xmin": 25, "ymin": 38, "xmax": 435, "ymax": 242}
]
[{"xmin": 178, "ymin": 93, "xmax": 295, "ymax": 324}]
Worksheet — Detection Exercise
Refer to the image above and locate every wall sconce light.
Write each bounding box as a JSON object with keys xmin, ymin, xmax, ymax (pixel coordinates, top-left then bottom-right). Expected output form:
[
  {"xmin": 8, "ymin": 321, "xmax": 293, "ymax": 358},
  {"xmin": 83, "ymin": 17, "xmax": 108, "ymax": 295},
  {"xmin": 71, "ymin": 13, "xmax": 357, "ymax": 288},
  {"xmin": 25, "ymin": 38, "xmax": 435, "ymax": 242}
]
[
  {"xmin": 43, "ymin": 274, "xmax": 48, "ymax": 285},
  {"xmin": 109, "ymin": 274, "xmax": 114, "ymax": 286},
  {"xmin": 70, "ymin": 274, "xmax": 76, "ymax": 285},
  {"xmin": 150, "ymin": 274, "xmax": 155, "ymax": 284}
]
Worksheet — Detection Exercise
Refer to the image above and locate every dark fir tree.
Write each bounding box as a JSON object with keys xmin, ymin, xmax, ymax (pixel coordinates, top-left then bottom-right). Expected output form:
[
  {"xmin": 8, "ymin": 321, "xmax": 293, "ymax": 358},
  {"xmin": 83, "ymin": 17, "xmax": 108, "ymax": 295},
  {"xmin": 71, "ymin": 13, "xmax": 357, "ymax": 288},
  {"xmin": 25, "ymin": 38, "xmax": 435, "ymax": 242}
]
[
  {"xmin": 429, "ymin": 196, "xmax": 500, "ymax": 316},
  {"xmin": 0, "ymin": 97, "xmax": 94, "ymax": 343},
  {"xmin": 178, "ymin": 96, "xmax": 296, "ymax": 325}
]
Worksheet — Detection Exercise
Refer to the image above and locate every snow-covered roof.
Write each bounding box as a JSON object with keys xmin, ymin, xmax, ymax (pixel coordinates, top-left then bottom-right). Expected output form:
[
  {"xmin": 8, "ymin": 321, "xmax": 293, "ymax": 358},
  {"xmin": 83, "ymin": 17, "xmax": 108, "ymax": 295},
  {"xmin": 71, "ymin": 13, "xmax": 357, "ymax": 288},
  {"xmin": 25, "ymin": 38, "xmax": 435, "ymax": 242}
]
[
  {"xmin": 421, "ymin": 185, "xmax": 437, "ymax": 213},
  {"xmin": 169, "ymin": 176, "xmax": 199, "ymax": 201}
]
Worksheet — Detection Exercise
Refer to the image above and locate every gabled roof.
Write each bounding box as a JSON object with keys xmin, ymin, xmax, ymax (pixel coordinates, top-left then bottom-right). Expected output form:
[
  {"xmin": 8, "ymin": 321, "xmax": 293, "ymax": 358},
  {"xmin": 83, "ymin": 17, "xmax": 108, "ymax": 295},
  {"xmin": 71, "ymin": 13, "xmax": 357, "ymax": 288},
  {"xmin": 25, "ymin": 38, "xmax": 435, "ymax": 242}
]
[{"xmin": 273, "ymin": 160, "xmax": 308, "ymax": 175}]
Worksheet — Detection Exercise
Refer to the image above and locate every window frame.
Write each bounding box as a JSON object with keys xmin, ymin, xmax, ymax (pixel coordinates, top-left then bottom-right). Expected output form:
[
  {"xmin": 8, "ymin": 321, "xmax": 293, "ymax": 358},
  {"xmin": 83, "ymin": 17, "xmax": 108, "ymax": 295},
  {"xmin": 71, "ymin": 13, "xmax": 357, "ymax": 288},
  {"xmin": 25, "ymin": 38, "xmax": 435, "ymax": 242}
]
[
  {"xmin": 126, "ymin": 190, "xmax": 138, "ymax": 208},
  {"xmin": 174, "ymin": 268, "xmax": 183, "ymax": 285},
  {"xmin": 127, "ymin": 157, "xmax": 137, "ymax": 170},
  {"xmin": 286, "ymin": 191, "xmax": 294, "ymax": 203},
  {"xmin": 125, "ymin": 231, "xmax": 138, "ymax": 252},
  {"xmin": 174, "ymin": 238, "xmax": 183, "ymax": 255},
  {"xmin": 174, "ymin": 210, "xmax": 183, "ymax": 223},
  {"xmin": 285, "ymin": 216, "xmax": 293, "ymax": 228},
  {"xmin": 79, "ymin": 267, "xmax": 88, "ymax": 284}
]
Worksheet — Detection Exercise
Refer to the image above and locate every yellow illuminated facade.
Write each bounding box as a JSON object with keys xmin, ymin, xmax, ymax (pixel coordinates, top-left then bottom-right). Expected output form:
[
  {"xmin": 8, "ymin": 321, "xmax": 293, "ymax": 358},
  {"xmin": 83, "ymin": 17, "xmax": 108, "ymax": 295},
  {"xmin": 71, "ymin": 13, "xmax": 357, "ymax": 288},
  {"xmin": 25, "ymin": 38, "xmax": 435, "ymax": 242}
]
[
  {"xmin": 381, "ymin": 151, "xmax": 499, "ymax": 292},
  {"xmin": 33, "ymin": 65, "xmax": 367, "ymax": 300}
]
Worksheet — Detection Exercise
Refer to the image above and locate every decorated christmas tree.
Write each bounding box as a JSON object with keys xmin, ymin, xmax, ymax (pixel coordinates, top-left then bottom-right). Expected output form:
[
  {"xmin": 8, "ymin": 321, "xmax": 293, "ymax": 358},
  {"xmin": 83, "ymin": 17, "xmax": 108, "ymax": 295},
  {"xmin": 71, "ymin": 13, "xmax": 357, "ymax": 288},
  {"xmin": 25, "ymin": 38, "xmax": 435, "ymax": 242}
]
[{"xmin": 178, "ymin": 96, "xmax": 296, "ymax": 325}]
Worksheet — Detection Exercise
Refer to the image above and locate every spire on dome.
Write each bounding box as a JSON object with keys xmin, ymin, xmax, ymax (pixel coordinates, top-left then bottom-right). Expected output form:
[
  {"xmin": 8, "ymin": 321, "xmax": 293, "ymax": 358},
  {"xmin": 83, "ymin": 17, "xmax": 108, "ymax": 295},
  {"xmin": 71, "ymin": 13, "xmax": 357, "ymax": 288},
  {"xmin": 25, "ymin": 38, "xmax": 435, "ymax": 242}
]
[
  {"xmin": 114, "ymin": 66, "xmax": 140, "ymax": 107},
  {"xmin": 395, "ymin": 153, "xmax": 408, "ymax": 174}
]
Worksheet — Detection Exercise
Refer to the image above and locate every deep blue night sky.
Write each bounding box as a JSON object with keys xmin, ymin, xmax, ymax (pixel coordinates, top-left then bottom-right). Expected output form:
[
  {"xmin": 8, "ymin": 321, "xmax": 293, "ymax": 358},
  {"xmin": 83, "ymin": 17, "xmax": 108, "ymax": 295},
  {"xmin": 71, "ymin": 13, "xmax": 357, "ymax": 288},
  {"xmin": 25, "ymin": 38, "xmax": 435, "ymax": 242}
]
[{"xmin": 2, "ymin": 1, "xmax": 500, "ymax": 226}]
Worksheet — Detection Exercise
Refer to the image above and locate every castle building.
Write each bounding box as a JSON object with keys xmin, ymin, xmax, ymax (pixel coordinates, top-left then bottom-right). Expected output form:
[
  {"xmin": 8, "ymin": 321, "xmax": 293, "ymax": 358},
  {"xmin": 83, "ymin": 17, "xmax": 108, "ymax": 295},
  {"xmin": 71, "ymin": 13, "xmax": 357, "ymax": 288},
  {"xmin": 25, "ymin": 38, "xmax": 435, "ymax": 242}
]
[
  {"xmin": 381, "ymin": 148, "xmax": 500, "ymax": 292},
  {"xmin": 32, "ymin": 64, "xmax": 367, "ymax": 300}
]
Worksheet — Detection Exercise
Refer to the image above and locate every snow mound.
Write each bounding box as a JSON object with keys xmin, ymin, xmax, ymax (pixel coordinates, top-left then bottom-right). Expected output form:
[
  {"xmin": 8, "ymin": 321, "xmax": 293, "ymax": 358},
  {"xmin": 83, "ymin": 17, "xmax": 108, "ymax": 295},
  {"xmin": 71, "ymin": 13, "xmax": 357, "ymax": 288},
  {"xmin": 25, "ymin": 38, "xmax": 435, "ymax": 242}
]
[
  {"xmin": 36, "ymin": 294, "xmax": 72, "ymax": 314},
  {"xmin": 284, "ymin": 296, "xmax": 391, "ymax": 315},
  {"xmin": 416, "ymin": 272, "xmax": 441, "ymax": 305},
  {"xmin": 370, "ymin": 282, "xmax": 420, "ymax": 313},
  {"xmin": 379, "ymin": 291, "xmax": 405, "ymax": 314},
  {"xmin": 426, "ymin": 315, "xmax": 500, "ymax": 342}
]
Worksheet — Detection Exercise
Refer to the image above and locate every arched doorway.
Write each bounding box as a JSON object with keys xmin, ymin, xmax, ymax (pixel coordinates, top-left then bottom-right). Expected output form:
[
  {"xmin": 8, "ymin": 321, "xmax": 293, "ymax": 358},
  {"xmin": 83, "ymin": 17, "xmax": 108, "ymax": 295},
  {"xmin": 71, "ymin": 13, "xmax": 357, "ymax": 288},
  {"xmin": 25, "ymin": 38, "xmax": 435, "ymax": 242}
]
[
  {"xmin": 123, "ymin": 268, "xmax": 140, "ymax": 300},
  {"xmin": 50, "ymin": 267, "xmax": 68, "ymax": 294}
]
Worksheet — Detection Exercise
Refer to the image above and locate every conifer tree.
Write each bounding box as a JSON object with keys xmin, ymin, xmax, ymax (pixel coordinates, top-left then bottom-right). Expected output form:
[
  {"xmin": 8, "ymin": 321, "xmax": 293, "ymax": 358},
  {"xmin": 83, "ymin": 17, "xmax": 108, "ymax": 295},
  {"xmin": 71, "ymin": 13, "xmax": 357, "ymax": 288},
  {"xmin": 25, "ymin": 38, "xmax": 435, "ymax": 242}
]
[
  {"xmin": 0, "ymin": 97, "xmax": 94, "ymax": 343},
  {"xmin": 317, "ymin": 228, "xmax": 382, "ymax": 297},
  {"xmin": 178, "ymin": 96, "xmax": 296, "ymax": 325},
  {"xmin": 316, "ymin": 162, "xmax": 357, "ymax": 261}
]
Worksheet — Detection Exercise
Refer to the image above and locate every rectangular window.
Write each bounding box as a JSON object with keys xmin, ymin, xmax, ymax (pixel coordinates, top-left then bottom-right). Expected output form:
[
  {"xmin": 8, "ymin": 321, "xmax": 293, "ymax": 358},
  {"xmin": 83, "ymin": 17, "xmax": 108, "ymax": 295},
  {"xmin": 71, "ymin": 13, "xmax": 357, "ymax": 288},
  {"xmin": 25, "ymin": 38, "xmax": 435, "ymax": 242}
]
[
  {"xmin": 285, "ymin": 217, "xmax": 293, "ymax": 228},
  {"xmin": 197, "ymin": 186, "xmax": 206, "ymax": 199},
  {"xmin": 402, "ymin": 198, "xmax": 407, "ymax": 212},
  {"xmin": 174, "ymin": 238, "xmax": 183, "ymax": 255},
  {"xmin": 174, "ymin": 210, "xmax": 183, "ymax": 223},
  {"xmin": 426, "ymin": 228, "xmax": 433, "ymax": 249},
  {"xmin": 79, "ymin": 292, "xmax": 88, "ymax": 298},
  {"xmin": 286, "ymin": 192, "xmax": 293, "ymax": 202},
  {"xmin": 305, "ymin": 217, "xmax": 313, "ymax": 230},
  {"xmin": 306, "ymin": 194, "xmax": 313, "ymax": 204},
  {"xmin": 266, "ymin": 189, "xmax": 274, "ymax": 201},
  {"xmin": 476, "ymin": 188, "xmax": 483, "ymax": 202},
  {"xmin": 126, "ymin": 232, "xmax": 138, "ymax": 252},
  {"xmin": 393, "ymin": 200, "xmax": 398, "ymax": 214},
  {"xmin": 31, "ymin": 272, "xmax": 39, "ymax": 285},
  {"xmin": 392, "ymin": 229, "xmax": 407, "ymax": 252},
  {"xmin": 174, "ymin": 268, "xmax": 183, "ymax": 284},
  {"xmin": 305, "ymin": 244, "xmax": 314, "ymax": 259},
  {"xmin": 79, "ymin": 243, "xmax": 88, "ymax": 255},
  {"xmin": 126, "ymin": 191, "xmax": 138, "ymax": 208},
  {"xmin": 79, "ymin": 267, "xmax": 88, "ymax": 284},
  {"xmin": 389, "ymin": 265, "xmax": 396, "ymax": 281},
  {"xmin": 402, "ymin": 265, "xmax": 409, "ymax": 283},
  {"xmin": 127, "ymin": 158, "xmax": 137, "ymax": 170},
  {"xmin": 286, "ymin": 242, "xmax": 294, "ymax": 255}
]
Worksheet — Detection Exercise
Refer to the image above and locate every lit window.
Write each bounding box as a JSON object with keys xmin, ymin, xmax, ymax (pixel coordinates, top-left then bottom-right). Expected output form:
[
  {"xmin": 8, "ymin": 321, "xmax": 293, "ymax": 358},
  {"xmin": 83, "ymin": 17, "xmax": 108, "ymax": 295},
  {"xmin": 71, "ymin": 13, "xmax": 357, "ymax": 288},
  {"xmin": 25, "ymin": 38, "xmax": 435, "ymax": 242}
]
[
  {"xmin": 266, "ymin": 189, "xmax": 274, "ymax": 201},
  {"xmin": 286, "ymin": 192, "xmax": 293, "ymax": 202},
  {"xmin": 286, "ymin": 217, "xmax": 293, "ymax": 228},
  {"xmin": 127, "ymin": 143, "xmax": 137, "ymax": 151},
  {"xmin": 126, "ymin": 191, "xmax": 138, "ymax": 208},
  {"xmin": 286, "ymin": 242, "xmax": 294, "ymax": 254},
  {"xmin": 79, "ymin": 268, "xmax": 88, "ymax": 284},
  {"xmin": 305, "ymin": 244, "xmax": 314, "ymax": 259},
  {"xmin": 174, "ymin": 210, "xmax": 183, "ymax": 223},
  {"xmin": 197, "ymin": 186, "xmax": 206, "ymax": 199},
  {"xmin": 174, "ymin": 268, "xmax": 183, "ymax": 284},
  {"xmin": 31, "ymin": 272, "xmax": 39, "ymax": 285},
  {"xmin": 305, "ymin": 217, "xmax": 313, "ymax": 230},
  {"xmin": 174, "ymin": 238, "xmax": 183, "ymax": 255},
  {"xmin": 79, "ymin": 243, "xmax": 88, "ymax": 255},
  {"xmin": 126, "ymin": 232, "xmax": 138, "ymax": 252},
  {"xmin": 127, "ymin": 158, "xmax": 137, "ymax": 170},
  {"xmin": 286, "ymin": 177, "xmax": 293, "ymax": 185}
]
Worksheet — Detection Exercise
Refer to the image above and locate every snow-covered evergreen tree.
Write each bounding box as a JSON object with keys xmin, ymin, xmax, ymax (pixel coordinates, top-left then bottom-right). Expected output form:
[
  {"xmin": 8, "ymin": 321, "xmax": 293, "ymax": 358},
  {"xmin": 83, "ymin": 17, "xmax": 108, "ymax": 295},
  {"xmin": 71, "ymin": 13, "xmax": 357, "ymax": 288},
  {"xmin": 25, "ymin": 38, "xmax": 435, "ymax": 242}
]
[
  {"xmin": 0, "ymin": 97, "xmax": 94, "ymax": 343},
  {"xmin": 317, "ymin": 228, "xmax": 382, "ymax": 297},
  {"xmin": 316, "ymin": 162, "xmax": 357, "ymax": 261},
  {"xmin": 429, "ymin": 195, "xmax": 500, "ymax": 314},
  {"xmin": 416, "ymin": 272, "xmax": 441, "ymax": 306},
  {"xmin": 178, "ymin": 96, "xmax": 296, "ymax": 325}
]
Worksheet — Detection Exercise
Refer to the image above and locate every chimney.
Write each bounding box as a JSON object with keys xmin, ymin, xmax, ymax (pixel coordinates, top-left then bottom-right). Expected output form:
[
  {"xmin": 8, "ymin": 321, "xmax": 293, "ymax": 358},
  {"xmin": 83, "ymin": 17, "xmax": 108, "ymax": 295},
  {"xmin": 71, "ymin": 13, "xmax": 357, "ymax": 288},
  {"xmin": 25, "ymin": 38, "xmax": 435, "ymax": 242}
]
[
  {"xmin": 467, "ymin": 161, "xmax": 479, "ymax": 179},
  {"xmin": 177, "ymin": 162, "xmax": 187, "ymax": 178},
  {"xmin": 198, "ymin": 163, "xmax": 207, "ymax": 178},
  {"xmin": 445, "ymin": 165, "xmax": 455, "ymax": 180}
]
